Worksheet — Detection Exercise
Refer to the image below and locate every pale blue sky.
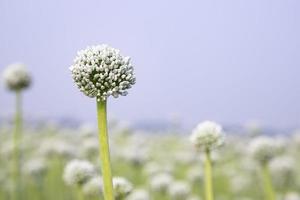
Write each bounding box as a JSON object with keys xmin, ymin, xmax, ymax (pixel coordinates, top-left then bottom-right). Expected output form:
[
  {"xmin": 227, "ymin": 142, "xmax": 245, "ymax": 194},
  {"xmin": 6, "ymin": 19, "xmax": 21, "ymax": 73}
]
[{"xmin": 0, "ymin": 0, "xmax": 299, "ymax": 128}]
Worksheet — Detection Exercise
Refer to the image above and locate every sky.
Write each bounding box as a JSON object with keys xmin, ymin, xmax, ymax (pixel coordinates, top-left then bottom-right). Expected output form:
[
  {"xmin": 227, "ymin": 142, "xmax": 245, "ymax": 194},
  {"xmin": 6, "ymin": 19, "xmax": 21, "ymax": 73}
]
[{"xmin": 0, "ymin": 0, "xmax": 300, "ymax": 129}]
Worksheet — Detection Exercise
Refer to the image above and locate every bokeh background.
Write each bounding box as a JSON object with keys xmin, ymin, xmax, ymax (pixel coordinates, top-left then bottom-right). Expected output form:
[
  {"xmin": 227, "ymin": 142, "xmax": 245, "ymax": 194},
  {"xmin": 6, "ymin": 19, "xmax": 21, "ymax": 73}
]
[{"xmin": 1, "ymin": 0, "xmax": 300, "ymax": 129}]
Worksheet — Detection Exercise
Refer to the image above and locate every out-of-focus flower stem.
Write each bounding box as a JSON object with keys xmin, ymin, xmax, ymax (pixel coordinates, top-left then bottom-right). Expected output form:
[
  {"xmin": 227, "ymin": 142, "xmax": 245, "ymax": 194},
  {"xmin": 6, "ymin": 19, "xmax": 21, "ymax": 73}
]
[
  {"xmin": 12, "ymin": 90, "xmax": 22, "ymax": 200},
  {"xmin": 97, "ymin": 99, "xmax": 114, "ymax": 200},
  {"xmin": 77, "ymin": 186, "xmax": 85, "ymax": 200},
  {"xmin": 262, "ymin": 163, "xmax": 276, "ymax": 200},
  {"xmin": 204, "ymin": 149, "xmax": 214, "ymax": 200}
]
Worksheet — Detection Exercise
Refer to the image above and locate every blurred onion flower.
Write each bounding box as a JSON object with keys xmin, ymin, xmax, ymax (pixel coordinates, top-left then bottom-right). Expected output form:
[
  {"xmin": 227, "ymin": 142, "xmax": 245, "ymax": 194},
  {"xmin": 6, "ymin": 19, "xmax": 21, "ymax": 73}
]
[
  {"xmin": 82, "ymin": 176, "xmax": 103, "ymax": 197},
  {"xmin": 190, "ymin": 121, "xmax": 224, "ymax": 200},
  {"xmin": 269, "ymin": 156, "xmax": 296, "ymax": 190},
  {"xmin": 168, "ymin": 181, "xmax": 191, "ymax": 200},
  {"xmin": 23, "ymin": 158, "xmax": 47, "ymax": 178},
  {"xmin": 127, "ymin": 189, "xmax": 150, "ymax": 200},
  {"xmin": 150, "ymin": 172, "xmax": 173, "ymax": 193},
  {"xmin": 2, "ymin": 63, "xmax": 31, "ymax": 91},
  {"xmin": 63, "ymin": 159, "xmax": 95, "ymax": 186},
  {"xmin": 39, "ymin": 139, "xmax": 77, "ymax": 159},
  {"xmin": 249, "ymin": 136, "xmax": 281, "ymax": 200},
  {"xmin": 248, "ymin": 136, "xmax": 282, "ymax": 164},
  {"xmin": 112, "ymin": 176, "xmax": 133, "ymax": 200},
  {"xmin": 69, "ymin": 44, "xmax": 136, "ymax": 100},
  {"xmin": 190, "ymin": 121, "xmax": 225, "ymax": 151}
]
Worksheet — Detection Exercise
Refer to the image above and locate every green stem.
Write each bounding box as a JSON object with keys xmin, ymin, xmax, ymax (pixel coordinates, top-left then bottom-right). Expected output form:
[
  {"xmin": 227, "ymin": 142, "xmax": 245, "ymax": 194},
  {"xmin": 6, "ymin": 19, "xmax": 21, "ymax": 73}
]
[
  {"xmin": 77, "ymin": 186, "xmax": 85, "ymax": 200},
  {"xmin": 204, "ymin": 149, "xmax": 214, "ymax": 200},
  {"xmin": 261, "ymin": 163, "xmax": 276, "ymax": 200},
  {"xmin": 12, "ymin": 91, "xmax": 22, "ymax": 200},
  {"xmin": 96, "ymin": 99, "xmax": 114, "ymax": 200}
]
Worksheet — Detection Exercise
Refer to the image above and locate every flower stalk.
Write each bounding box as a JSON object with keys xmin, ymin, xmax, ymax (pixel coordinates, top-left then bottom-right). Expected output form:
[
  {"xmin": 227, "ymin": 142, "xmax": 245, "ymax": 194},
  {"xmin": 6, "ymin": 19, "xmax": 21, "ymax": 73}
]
[
  {"xmin": 77, "ymin": 186, "xmax": 85, "ymax": 200},
  {"xmin": 261, "ymin": 163, "xmax": 276, "ymax": 200},
  {"xmin": 204, "ymin": 149, "xmax": 213, "ymax": 200},
  {"xmin": 97, "ymin": 100, "xmax": 114, "ymax": 200},
  {"xmin": 12, "ymin": 90, "xmax": 22, "ymax": 200}
]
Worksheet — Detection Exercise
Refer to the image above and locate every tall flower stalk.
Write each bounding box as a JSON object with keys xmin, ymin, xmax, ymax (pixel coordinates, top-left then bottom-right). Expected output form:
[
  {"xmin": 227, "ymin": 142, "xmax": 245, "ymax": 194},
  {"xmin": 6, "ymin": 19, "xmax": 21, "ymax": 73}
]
[
  {"xmin": 204, "ymin": 149, "xmax": 213, "ymax": 200},
  {"xmin": 97, "ymin": 100, "xmax": 114, "ymax": 200},
  {"xmin": 12, "ymin": 90, "xmax": 22, "ymax": 200},
  {"xmin": 2, "ymin": 63, "xmax": 31, "ymax": 200},
  {"xmin": 261, "ymin": 163, "xmax": 275, "ymax": 200},
  {"xmin": 190, "ymin": 121, "xmax": 225, "ymax": 200},
  {"xmin": 248, "ymin": 136, "xmax": 281, "ymax": 200},
  {"xmin": 70, "ymin": 45, "xmax": 136, "ymax": 200}
]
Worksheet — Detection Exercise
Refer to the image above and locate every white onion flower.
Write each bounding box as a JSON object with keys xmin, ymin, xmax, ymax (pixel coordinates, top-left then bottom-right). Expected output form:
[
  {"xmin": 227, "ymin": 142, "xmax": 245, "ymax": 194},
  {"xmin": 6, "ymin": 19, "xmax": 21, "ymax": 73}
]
[
  {"xmin": 112, "ymin": 176, "xmax": 133, "ymax": 199},
  {"xmin": 150, "ymin": 173, "xmax": 173, "ymax": 193},
  {"xmin": 82, "ymin": 176, "xmax": 103, "ymax": 197},
  {"xmin": 269, "ymin": 156, "xmax": 296, "ymax": 189},
  {"xmin": 127, "ymin": 189, "xmax": 150, "ymax": 200},
  {"xmin": 2, "ymin": 63, "xmax": 31, "ymax": 91},
  {"xmin": 39, "ymin": 139, "xmax": 77, "ymax": 159},
  {"xmin": 248, "ymin": 136, "xmax": 282, "ymax": 164},
  {"xmin": 190, "ymin": 121, "xmax": 225, "ymax": 151},
  {"xmin": 70, "ymin": 45, "xmax": 136, "ymax": 101},
  {"xmin": 168, "ymin": 181, "xmax": 191, "ymax": 200},
  {"xmin": 63, "ymin": 159, "xmax": 95, "ymax": 186},
  {"xmin": 23, "ymin": 158, "xmax": 47, "ymax": 178}
]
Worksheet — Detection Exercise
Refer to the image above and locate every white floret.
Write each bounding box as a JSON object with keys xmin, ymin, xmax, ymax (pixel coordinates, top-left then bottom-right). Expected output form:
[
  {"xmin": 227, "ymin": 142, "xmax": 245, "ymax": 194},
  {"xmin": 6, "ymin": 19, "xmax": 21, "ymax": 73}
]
[
  {"xmin": 63, "ymin": 159, "xmax": 95, "ymax": 186},
  {"xmin": 190, "ymin": 121, "xmax": 225, "ymax": 151}
]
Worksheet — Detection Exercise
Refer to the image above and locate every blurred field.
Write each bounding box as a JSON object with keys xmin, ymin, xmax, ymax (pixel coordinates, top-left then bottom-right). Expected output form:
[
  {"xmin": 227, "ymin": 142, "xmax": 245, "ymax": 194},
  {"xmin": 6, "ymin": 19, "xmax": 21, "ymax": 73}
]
[{"xmin": 0, "ymin": 122, "xmax": 299, "ymax": 200}]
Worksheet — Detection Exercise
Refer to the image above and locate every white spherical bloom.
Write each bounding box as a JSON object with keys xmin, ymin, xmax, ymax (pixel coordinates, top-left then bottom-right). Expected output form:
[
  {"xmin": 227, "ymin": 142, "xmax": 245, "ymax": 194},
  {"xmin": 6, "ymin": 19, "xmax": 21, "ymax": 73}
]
[
  {"xmin": 70, "ymin": 45, "xmax": 136, "ymax": 101},
  {"xmin": 113, "ymin": 176, "xmax": 133, "ymax": 199},
  {"xmin": 3, "ymin": 63, "xmax": 31, "ymax": 91},
  {"xmin": 63, "ymin": 159, "xmax": 95, "ymax": 186},
  {"xmin": 150, "ymin": 173, "xmax": 173, "ymax": 193},
  {"xmin": 285, "ymin": 193, "xmax": 300, "ymax": 200},
  {"xmin": 269, "ymin": 156, "xmax": 296, "ymax": 189},
  {"xmin": 248, "ymin": 136, "xmax": 282, "ymax": 164},
  {"xmin": 82, "ymin": 176, "xmax": 102, "ymax": 197},
  {"xmin": 168, "ymin": 181, "xmax": 191, "ymax": 200},
  {"xmin": 127, "ymin": 189, "xmax": 150, "ymax": 200},
  {"xmin": 190, "ymin": 121, "xmax": 225, "ymax": 151},
  {"xmin": 23, "ymin": 158, "xmax": 47, "ymax": 178}
]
